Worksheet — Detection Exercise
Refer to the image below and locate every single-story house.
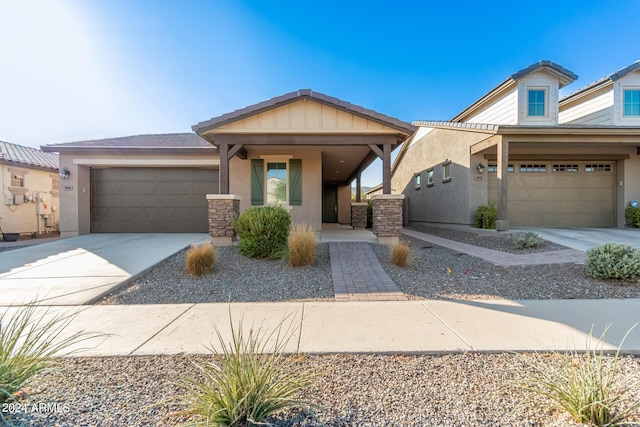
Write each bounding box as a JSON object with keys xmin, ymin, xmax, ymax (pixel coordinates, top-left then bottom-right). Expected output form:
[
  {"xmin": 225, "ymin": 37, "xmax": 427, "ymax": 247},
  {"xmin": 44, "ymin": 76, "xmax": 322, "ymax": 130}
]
[
  {"xmin": 388, "ymin": 60, "xmax": 640, "ymax": 230},
  {"xmin": 43, "ymin": 90, "xmax": 414, "ymax": 242},
  {"xmin": 0, "ymin": 141, "xmax": 59, "ymax": 235}
]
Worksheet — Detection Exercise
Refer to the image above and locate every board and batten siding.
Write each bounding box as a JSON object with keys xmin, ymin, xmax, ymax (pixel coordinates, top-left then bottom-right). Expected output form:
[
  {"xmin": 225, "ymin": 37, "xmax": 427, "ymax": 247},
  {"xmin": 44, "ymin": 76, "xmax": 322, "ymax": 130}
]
[
  {"xmin": 464, "ymin": 88, "xmax": 518, "ymax": 124},
  {"xmin": 559, "ymin": 90, "xmax": 613, "ymax": 125}
]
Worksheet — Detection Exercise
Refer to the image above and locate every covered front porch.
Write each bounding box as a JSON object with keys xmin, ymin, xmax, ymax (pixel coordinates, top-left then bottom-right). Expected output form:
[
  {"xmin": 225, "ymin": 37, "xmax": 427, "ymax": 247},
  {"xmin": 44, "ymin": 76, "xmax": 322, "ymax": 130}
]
[{"xmin": 192, "ymin": 90, "xmax": 414, "ymax": 245}]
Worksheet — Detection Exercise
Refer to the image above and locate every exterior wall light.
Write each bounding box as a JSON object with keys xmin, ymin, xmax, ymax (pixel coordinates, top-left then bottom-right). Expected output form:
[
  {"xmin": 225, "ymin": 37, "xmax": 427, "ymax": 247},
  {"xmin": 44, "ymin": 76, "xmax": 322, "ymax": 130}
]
[
  {"xmin": 476, "ymin": 162, "xmax": 485, "ymax": 174},
  {"xmin": 59, "ymin": 167, "xmax": 71, "ymax": 180}
]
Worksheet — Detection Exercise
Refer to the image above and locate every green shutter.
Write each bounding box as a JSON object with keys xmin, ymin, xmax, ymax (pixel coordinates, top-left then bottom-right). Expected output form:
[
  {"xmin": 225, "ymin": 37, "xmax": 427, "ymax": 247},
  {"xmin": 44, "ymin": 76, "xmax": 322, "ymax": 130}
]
[
  {"xmin": 251, "ymin": 159, "xmax": 264, "ymax": 206},
  {"xmin": 289, "ymin": 159, "xmax": 302, "ymax": 206}
]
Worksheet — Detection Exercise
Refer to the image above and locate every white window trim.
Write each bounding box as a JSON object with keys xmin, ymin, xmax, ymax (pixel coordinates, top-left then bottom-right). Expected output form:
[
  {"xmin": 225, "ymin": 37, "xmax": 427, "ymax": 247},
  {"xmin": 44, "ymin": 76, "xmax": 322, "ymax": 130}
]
[
  {"xmin": 426, "ymin": 169, "xmax": 434, "ymax": 187},
  {"xmin": 527, "ymin": 87, "xmax": 548, "ymax": 118},
  {"xmin": 260, "ymin": 155, "xmax": 292, "ymax": 207},
  {"xmin": 442, "ymin": 161, "xmax": 451, "ymax": 183},
  {"xmin": 623, "ymin": 87, "xmax": 640, "ymax": 117},
  {"xmin": 414, "ymin": 173, "xmax": 421, "ymax": 190}
]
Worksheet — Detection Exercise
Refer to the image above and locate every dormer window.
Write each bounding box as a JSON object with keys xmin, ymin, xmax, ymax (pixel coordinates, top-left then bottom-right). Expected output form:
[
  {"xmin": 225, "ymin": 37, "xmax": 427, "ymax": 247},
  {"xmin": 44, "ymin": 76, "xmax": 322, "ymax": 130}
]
[
  {"xmin": 624, "ymin": 89, "xmax": 640, "ymax": 117},
  {"xmin": 528, "ymin": 88, "xmax": 547, "ymax": 117}
]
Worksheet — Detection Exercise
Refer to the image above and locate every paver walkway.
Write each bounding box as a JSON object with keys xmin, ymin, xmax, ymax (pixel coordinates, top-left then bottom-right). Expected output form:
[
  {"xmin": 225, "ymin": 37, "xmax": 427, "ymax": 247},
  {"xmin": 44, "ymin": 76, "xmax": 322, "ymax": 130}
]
[
  {"xmin": 329, "ymin": 242, "xmax": 406, "ymax": 302},
  {"xmin": 403, "ymin": 228, "xmax": 586, "ymax": 266}
]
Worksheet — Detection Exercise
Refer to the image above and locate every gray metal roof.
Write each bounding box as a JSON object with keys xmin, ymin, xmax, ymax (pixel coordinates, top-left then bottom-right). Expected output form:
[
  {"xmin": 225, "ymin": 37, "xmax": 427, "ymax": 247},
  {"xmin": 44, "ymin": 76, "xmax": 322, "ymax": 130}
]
[
  {"xmin": 413, "ymin": 121, "xmax": 500, "ymax": 132},
  {"xmin": 510, "ymin": 60, "xmax": 578, "ymax": 87},
  {"xmin": 192, "ymin": 89, "xmax": 415, "ymax": 134},
  {"xmin": 561, "ymin": 60, "xmax": 640, "ymax": 103},
  {"xmin": 0, "ymin": 141, "xmax": 58, "ymax": 170},
  {"xmin": 41, "ymin": 133, "xmax": 214, "ymax": 151}
]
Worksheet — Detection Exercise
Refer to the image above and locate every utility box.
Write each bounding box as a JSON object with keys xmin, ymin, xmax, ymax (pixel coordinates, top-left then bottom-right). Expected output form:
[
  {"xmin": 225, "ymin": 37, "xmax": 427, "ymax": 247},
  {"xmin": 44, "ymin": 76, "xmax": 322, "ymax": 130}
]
[
  {"xmin": 13, "ymin": 195, "xmax": 23, "ymax": 205},
  {"xmin": 36, "ymin": 193, "xmax": 52, "ymax": 215}
]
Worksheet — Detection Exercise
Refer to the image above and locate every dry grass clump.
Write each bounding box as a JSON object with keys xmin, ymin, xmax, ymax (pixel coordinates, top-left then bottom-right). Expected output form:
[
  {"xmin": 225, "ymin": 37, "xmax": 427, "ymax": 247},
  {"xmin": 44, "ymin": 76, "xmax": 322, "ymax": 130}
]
[
  {"xmin": 288, "ymin": 222, "xmax": 317, "ymax": 267},
  {"xmin": 390, "ymin": 239, "xmax": 411, "ymax": 267},
  {"xmin": 185, "ymin": 243, "xmax": 217, "ymax": 276}
]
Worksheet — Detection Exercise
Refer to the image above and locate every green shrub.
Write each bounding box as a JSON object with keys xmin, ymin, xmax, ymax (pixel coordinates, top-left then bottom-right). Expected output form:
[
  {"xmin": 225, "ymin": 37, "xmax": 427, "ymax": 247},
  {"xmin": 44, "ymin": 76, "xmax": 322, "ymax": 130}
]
[
  {"xmin": 625, "ymin": 206, "xmax": 640, "ymax": 227},
  {"xmin": 390, "ymin": 240, "xmax": 411, "ymax": 267},
  {"xmin": 232, "ymin": 206, "xmax": 291, "ymax": 259},
  {"xmin": 522, "ymin": 327, "xmax": 640, "ymax": 426},
  {"xmin": 288, "ymin": 222, "xmax": 316, "ymax": 267},
  {"xmin": 585, "ymin": 243, "xmax": 640, "ymax": 282},
  {"xmin": 1, "ymin": 304, "xmax": 100, "ymax": 407},
  {"xmin": 186, "ymin": 243, "xmax": 217, "ymax": 276},
  {"xmin": 176, "ymin": 314, "xmax": 318, "ymax": 426},
  {"xmin": 512, "ymin": 231, "xmax": 544, "ymax": 250},
  {"xmin": 475, "ymin": 202, "xmax": 497, "ymax": 229},
  {"xmin": 366, "ymin": 200, "xmax": 373, "ymax": 229}
]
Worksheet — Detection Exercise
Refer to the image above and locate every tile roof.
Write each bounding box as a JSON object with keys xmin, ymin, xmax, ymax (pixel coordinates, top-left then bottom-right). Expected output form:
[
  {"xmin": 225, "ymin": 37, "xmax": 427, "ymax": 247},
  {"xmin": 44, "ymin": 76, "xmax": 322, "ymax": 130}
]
[
  {"xmin": 510, "ymin": 60, "xmax": 578, "ymax": 88},
  {"xmin": 0, "ymin": 141, "xmax": 58, "ymax": 170},
  {"xmin": 561, "ymin": 60, "xmax": 640, "ymax": 103},
  {"xmin": 41, "ymin": 133, "xmax": 214, "ymax": 151},
  {"xmin": 192, "ymin": 89, "xmax": 415, "ymax": 134},
  {"xmin": 413, "ymin": 121, "xmax": 500, "ymax": 132}
]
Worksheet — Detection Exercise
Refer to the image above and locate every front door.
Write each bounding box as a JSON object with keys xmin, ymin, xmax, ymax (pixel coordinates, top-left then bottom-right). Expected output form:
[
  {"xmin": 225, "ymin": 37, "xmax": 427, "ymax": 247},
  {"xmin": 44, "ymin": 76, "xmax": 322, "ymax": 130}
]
[{"xmin": 322, "ymin": 184, "xmax": 338, "ymax": 223}]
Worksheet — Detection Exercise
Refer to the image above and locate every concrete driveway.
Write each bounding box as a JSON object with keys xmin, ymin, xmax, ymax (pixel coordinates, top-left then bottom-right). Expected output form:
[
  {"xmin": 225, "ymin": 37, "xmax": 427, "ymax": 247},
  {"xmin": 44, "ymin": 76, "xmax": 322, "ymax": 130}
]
[
  {"xmin": 519, "ymin": 227, "xmax": 640, "ymax": 252},
  {"xmin": 0, "ymin": 233, "xmax": 210, "ymax": 306}
]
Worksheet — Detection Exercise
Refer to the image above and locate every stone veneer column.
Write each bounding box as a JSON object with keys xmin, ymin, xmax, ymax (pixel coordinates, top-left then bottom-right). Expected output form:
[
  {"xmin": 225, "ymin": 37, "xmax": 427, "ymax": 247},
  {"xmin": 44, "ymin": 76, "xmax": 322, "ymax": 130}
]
[
  {"xmin": 351, "ymin": 202, "xmax": 368, "ymax": 229},
  {"xmin": 371, "ymin": 194, "xmax": 405, "ymax": 245},
  {"xmin": 207, "ymin": 194, "xmax": 241, "ymax": 247}
]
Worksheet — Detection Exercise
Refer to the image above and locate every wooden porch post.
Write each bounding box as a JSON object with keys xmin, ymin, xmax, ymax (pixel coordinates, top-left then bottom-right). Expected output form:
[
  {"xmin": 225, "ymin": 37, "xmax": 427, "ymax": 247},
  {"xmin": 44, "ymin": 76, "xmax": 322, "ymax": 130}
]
[
  {"xmin": 219, "ymin": 143, "xmax": 229, "ymax": 194},
  {"xmin": 383, "ymin": 143, "xmax": 391, "ymax": 194},
  {"xmin": 356, "ymin": 173, "xmax": 362, "ymax": 202}
]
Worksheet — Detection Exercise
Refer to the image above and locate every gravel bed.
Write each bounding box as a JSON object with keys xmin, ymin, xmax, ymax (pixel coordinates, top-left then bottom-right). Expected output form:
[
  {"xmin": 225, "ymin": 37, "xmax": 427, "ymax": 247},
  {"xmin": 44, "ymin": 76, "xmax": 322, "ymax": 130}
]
[
  {"xmin": 6, "ymin": 353, "xmax": 640, "ymax": 426},
  {"xmin": 99, "ymin": 229, "xmax": 640, "ymax": 304},
  {"xmin": 98, "ymin": 244, "xmax": 334, "ymax": 304},
  {"xmin": 373, "ymin": 236, "xmax": 640, "ymax": 300},
  {"xmin": 408, "ymin": 224, "xmax": 567, "ymax": 254}
]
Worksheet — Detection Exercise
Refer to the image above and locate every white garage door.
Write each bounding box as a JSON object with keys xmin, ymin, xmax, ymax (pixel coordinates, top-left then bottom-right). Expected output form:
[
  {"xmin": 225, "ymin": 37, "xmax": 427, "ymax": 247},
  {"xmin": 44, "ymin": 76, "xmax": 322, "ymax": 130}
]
[
  {"xmin": 488, "ymin": 162, "xmax": 615, "ymax": 227},
  {"xmin": 91, "ymin": 167, "xmax": 219, "ymax": 233}
]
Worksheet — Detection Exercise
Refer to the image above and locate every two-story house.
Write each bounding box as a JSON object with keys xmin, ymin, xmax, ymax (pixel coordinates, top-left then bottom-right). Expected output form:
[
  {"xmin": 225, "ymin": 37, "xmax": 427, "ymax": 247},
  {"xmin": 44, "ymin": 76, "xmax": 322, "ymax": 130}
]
[{"xmin": 391, "ymin": 60, "xmax": 640, "ymax": 230}]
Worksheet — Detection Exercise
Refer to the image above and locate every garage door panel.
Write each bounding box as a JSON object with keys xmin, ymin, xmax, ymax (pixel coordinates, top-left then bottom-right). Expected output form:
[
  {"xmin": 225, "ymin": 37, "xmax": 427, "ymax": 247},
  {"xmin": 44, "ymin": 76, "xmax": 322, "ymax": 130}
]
[
  {"xmin": 91, "ymin": 167, "xmax": 219, "ymax": 233},
  {"xmin": 490, "ymin": 161, "xmax": 615, "ymax": 227}
]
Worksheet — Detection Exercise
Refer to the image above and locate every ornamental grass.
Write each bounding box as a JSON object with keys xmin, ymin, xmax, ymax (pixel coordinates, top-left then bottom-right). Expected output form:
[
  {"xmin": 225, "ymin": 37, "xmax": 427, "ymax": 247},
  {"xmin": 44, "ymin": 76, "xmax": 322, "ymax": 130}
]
[{"xmin": 288, "ymin": 222, "xmax": 317, "ymax": 267}]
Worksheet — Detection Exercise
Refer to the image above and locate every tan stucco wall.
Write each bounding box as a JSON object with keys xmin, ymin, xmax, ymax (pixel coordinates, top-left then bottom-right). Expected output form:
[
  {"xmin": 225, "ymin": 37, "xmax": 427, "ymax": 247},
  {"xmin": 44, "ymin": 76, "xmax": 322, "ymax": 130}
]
[
  {"xmin": 392, "ymin": 128, "xmax": 493, "ymax": 225},
  {"xmin": 623, "ymin": 153, "xmax": 640, "ymax": 225},
  {"xmin": 230, "ymin": 150, "xmax": 323, "ymax": 231},
  {"xmin": 0, "ymin": 164, "xmax": 59, "ymax": 234},
  {"xmin": 57, "ymin": 150, "xmax": 219, "ymax": 237}
]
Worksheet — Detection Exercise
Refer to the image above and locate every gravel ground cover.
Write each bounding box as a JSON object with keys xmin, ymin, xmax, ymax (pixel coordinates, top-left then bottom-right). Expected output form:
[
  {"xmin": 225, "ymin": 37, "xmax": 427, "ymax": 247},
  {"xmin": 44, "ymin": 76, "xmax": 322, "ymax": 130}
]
[
  {"xmin": 6, "ymin": 353, "xmax": 640, "ymax": 426},
  {"xmin": 100, "ymin": 228, "xmax": 640, "ymax": 304}
]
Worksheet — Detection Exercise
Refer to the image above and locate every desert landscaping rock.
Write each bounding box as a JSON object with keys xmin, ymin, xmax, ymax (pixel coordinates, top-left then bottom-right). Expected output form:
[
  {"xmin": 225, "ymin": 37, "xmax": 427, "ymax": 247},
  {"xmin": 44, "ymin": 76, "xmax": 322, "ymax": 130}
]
[{"xmin": 7, "ymin": 353, "xmax": 640, "ymax": 426}]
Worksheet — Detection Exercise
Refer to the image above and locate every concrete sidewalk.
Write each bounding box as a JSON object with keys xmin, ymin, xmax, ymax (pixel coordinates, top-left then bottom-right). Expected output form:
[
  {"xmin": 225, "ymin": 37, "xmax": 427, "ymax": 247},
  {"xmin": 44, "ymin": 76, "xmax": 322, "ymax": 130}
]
[{"xmin": 3, "ymin": 299, "xmax": 638, "ymax": 357}]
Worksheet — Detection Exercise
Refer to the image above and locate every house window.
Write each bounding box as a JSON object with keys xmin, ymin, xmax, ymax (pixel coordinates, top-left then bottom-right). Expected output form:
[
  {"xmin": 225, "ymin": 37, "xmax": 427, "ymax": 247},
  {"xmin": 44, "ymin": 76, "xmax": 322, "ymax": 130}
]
[
  {"xmin": 528, "ymin": 89, "xmax": 546, "ymax": 117},
  {"xmin": 427, "ymin": 169, "xmax": 434, "ymax": 186},
  {"xmin": 552, "ymin": 164, "xmax": 579, "ymax": 172},
  {"xmin": 266, "ymin": 162, "xmax": 287, "ymax": 204},
  {"xmin": 251, "ymin": 158, "xmax": 302, "ymax": 206},
  {"xmin": 585, "ymin": 164, "xmax": 612, "ymax": 172},
  {"xmin": 624, "ymin": 89, "xmax": 640, "ymax": 116},
  {"xmin": 488, "ymin": 164, "xmax": 514, "ymax": 173},
  {"xmin": 442, "ymin": 162, "xmax": 451, "ymax": 182},
  {"xmin": 519, "ymin": 164, "xmax": 547, "ymax": 172},
  {"xmin": 52, "ymin": 176, "xmax": 60, "ymax": 191},
  {"xmin": 11, "ymin": 173, "xmax": 24, "ymax": 187},
  {"xmin": 414, "ymin": 173, "xmax": 421, "ymax": 190}
]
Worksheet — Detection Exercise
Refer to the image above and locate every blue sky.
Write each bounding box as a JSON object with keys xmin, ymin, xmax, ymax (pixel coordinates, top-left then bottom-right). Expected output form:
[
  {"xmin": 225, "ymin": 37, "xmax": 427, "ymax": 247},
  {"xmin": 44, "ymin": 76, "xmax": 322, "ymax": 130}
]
[{"xmin": 0, "ymin": 0, "xmax": 638, "ymax": 186}]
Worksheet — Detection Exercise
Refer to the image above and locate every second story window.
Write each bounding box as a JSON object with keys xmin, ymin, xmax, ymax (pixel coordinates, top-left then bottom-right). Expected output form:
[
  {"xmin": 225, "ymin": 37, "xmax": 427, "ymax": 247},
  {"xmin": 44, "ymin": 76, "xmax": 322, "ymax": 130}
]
[
  {"xmin": 624, "ymin": 89, "xmax": 640, "ymax": 117},
  {"xmin": 528, "ymin": 89, "xmax": 546, "ymax": 117},
  {"xmin": 11, "ymin": 173, "xmax": 24, "ymax": 187}
]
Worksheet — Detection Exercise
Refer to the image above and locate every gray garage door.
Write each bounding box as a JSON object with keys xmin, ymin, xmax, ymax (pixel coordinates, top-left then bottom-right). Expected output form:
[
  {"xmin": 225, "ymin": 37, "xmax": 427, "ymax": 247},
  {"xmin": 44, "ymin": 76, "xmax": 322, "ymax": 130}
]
[
  {"xmin": 488, "ymin": 161, "xmax": 615, "ymax": 227},
  {"xmin": 91, "ymin": 167, "xmax": 219, "ymax": 233}
]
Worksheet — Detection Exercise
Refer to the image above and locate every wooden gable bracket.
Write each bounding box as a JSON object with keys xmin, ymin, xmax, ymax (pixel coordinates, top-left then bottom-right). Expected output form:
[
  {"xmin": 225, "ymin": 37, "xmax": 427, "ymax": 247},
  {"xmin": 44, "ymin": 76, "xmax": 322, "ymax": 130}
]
[
  {"xmin": 227, "ymin": 144, "xmax": 247, "ymax": 160},
  {"xmin": 368, "ymin": 144, "xmax": 384, "ymax": 159}
]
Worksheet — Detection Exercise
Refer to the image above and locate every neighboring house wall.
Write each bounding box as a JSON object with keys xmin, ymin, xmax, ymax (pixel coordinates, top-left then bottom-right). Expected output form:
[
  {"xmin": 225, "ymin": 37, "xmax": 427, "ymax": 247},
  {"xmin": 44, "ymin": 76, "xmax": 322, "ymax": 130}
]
[
  {"xmin": 516, "ymin": 70, "xmax": 560, "ymax": 125},
  {"xmin": 465, "ymin": 88, "xmax": 518, "ymax": 124},
  {"xmin": 392, "ymin": 128, "xmax": 492, "ymax": 225},
  {"xmin": 559, "ymin": 86, "xmax": 613, "ymax": 124},
  {"xmin": 1, "ymin": 164, "xmax": 59, "ymax": 234},
  {"xmin": 613, "ymin": 71, "xmax": 640, "ymax": 125},
  {"xmin": 229, "ymin": 150, "xmax": 322, "ymax": 230}
]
